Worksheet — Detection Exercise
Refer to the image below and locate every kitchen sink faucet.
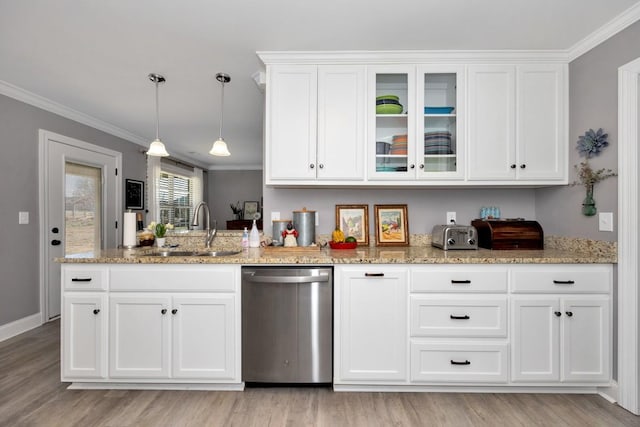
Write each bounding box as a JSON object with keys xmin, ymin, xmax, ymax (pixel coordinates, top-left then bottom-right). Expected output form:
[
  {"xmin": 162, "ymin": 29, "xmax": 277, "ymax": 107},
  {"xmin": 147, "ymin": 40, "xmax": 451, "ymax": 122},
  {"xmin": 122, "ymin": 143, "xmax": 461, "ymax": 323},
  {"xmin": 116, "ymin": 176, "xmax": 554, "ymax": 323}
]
[{"xmin": 191, "ymin": 201, "xmax": 217, "ymax": 248}]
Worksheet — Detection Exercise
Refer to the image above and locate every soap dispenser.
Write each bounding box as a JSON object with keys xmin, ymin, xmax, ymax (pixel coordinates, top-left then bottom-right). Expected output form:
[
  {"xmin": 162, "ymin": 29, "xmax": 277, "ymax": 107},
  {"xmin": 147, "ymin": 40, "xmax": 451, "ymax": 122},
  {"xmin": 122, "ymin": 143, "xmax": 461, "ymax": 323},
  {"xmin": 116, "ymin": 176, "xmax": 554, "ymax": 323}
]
[
  {"xmin": 241, "ymin": 227, "xmax": 249, "ymax": 248},
  {"xmin": 249, "ymin": 220, "xmax": 260, "ymax": 248}
]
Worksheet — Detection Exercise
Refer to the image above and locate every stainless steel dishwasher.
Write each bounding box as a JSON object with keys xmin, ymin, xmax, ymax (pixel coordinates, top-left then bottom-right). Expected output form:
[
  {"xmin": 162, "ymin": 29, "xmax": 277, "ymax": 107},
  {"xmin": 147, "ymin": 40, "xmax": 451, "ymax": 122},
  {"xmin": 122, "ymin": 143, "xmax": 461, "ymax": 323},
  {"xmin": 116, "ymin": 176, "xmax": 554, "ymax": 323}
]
[{"xmin": 241, "ymin": 266, "xmax": 332, "ymax": 384}]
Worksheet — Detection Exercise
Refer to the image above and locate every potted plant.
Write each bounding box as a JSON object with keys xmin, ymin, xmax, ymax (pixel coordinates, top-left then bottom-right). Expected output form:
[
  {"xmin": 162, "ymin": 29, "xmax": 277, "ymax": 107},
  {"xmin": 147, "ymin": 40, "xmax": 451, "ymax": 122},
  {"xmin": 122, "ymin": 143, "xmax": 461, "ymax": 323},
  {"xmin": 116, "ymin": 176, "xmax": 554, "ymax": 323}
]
[
  {"xmin": 147, "ymin": 221, "xmax": 174, "ymax": 247},
  {"xmin": 230, "ymin": 201, "xmax": 243, "ymax": 220}
]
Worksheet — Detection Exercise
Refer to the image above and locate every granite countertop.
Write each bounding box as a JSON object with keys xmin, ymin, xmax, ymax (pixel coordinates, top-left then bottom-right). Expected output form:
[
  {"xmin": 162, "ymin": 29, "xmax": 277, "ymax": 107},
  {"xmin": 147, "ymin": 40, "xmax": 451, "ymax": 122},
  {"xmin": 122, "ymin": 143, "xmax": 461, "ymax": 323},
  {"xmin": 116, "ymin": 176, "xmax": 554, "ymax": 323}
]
[{"xmin": 57, "ymin": 245, "xmax": 616, "ymax": 265}]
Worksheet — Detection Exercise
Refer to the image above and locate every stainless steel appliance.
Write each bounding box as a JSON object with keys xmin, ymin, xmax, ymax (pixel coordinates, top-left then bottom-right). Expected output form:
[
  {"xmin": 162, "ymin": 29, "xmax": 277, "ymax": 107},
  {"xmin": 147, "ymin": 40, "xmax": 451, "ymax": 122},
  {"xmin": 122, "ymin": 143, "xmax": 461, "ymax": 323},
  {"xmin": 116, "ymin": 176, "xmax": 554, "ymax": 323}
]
[
  {"xmin": 241, "ymin": 266, "xmax": 333, "ymax": 384},
  {"xmin": 431, "ymin": 224, "xmax": 478, "ymax": 250}
]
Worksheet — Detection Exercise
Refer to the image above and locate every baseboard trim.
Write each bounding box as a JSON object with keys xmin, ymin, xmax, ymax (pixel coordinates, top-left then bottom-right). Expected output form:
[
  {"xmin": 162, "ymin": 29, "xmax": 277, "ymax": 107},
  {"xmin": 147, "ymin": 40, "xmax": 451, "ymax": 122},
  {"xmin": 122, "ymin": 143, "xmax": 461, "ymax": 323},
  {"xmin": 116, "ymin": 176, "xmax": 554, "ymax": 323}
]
[
  {"xmin": 598, "ymin": 381, "xmax": 619, "ymax": 403},
  {"xmin": 0, "ymin": 313, "xmax": 42, "ymax": 342},
  {"xmin": 66, "ymin": 382, "xmax": 245, "ymax": 391},
  {"xmin": 333, "ymin": 384, "xmax": 603, "ymax": 394}
]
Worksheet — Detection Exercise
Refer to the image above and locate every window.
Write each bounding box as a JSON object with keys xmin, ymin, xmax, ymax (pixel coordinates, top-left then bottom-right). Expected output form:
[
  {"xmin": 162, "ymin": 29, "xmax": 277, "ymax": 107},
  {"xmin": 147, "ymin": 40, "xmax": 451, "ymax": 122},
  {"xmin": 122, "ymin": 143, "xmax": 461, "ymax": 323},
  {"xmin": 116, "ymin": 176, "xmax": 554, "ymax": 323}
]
[
  {"xmin": 146, "ymin": 156, "xmax": 203, "ymax": 230},
  {"xmin": 158, "ymin": 171, "xmax": 192, "ymax": 229}
]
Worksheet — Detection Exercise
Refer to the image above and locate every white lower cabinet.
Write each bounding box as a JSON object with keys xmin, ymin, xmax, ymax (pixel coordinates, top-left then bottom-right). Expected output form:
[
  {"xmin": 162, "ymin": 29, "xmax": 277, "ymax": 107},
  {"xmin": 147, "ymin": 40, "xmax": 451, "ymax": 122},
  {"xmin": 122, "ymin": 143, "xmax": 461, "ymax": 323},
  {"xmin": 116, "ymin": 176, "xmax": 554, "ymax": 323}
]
[
  {"xmin": 62, "ymin": 293, "xmax": 107, "ymax": 380},
  {"xmin": 334, "ymin": 266, "xmax": 408, "ymax": 383},
  {"xmin": 109, "ymin": 293, "xmax": 236, "ymax": 380},
  {"xmin": 61, "ymin": 264, "xmax": 240, "ymax": 386},
  {"xmin": 511, "ymin": 296, "xmax": 610, "ymax": 383}
]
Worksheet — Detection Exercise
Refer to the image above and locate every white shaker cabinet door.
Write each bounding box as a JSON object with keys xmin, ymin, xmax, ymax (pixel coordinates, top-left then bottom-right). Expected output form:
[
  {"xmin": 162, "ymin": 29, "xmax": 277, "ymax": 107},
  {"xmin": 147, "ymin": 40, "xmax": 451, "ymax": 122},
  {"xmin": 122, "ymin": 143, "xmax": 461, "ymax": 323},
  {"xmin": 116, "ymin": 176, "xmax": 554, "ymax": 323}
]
[
  {"xmin": 561, "ymin": 297, "xmax": 611, "ymax": 382},
  {"xmin": 516, "ymin": 64, "xmax": 567, "ymax": 181},
  {"xmin": 511, "ymin": 296, "xmax": 560, "ymax": 382},
  {"xmin": 467, "ymin": 65, "xmax": 516, "ymax": 180},
  {"xmin": 335, "ymin": 266, "xmax": 408, "ymax": 382},
  {"xmin": 62, "ymin": 293, "xmax": 107, "ymax": 380},
  {"xmin": 317, "ymin": 65, "xmax": 366, "ymax": 180},
  {"xmin": 109, "ymin": 294, "xmax": 171, "ymax": 378},
  {"xmin": 266, "ymin": 65, "xmax": 318, "ymax": 181},
  {"xmin": 172, "ymin": 294, "xmax": 237, "ymax": 380}
]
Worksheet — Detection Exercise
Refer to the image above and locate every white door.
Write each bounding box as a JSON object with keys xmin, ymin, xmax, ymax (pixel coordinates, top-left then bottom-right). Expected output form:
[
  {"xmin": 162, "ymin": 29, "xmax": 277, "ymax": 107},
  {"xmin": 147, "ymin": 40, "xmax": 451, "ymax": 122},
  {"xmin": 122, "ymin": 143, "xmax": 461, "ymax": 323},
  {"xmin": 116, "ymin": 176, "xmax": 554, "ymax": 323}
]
[
  {"xmin": 516, "ymin": 64, "xmax": 566, "ymax": 180},
  {"xmin": 109, "ymin": 294, "xmax": 171, "ymax": 378},
  {"xmin": 511, "ymin": 296, "xmax": 560, "ymax": 382},
  {"xmin": 467, "ymin": 65, "xmax": 516, "ymax": 180},
  {"xmin": 316, "ymin": 65, "xmax": 365, "ymax": 180},
  {"xmin": 41, "ymin": 131, "xmax": 120, "ymax": 320},
  {"xmin": 561, "ymin": 297, "xmax": 611, "ymax": 382},
  {"xmin": 266, "ymin": 65, "xmax": 318, "ymax": 181},
  {"xmin": 62, "ymin": 293, "xmax": 107, "ymax": 379},
  {"xmin": 172, "ymin": 294, "xmax": 236, "ymax": 380},
  {"xmin": 335, "ymin": 266, "xmax": 408, "ymax": 382}
]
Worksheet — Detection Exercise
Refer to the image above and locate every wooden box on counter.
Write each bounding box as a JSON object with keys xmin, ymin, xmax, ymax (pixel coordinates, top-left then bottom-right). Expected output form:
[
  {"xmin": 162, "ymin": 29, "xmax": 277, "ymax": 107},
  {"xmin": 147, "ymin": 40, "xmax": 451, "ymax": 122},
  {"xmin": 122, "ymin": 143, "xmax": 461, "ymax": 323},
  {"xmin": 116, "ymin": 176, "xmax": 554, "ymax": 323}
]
[{"xmin": 471, "ymin": 219, "xmax": 544, "ymax": 250}]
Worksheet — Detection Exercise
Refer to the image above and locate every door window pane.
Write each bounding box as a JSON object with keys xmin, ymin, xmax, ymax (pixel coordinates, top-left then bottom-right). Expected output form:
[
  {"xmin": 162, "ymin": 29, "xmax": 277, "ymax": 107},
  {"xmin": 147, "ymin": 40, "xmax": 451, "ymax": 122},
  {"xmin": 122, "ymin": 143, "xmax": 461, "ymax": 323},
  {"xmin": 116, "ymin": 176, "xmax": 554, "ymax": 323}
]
[{"xmin": 65, "ymin": 162, "xmax": 102, "ymax": 257}]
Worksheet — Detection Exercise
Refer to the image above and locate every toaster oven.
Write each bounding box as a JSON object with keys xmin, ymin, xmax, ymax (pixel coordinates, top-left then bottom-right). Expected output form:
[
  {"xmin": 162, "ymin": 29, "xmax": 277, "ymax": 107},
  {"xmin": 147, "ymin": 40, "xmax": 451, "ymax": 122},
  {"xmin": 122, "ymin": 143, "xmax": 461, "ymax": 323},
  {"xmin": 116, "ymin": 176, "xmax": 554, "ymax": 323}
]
[{"xmin": 431, "ymin": 224, "xmax": 478, "ymax": 250}]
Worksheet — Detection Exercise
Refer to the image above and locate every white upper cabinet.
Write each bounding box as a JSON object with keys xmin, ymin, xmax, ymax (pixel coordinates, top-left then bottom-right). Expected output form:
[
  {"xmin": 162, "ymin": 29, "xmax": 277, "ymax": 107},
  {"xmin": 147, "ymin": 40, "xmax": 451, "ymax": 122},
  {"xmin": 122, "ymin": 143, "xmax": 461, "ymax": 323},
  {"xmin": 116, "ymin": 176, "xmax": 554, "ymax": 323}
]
[
  {"xmin": 468, "ymin": 63, "xmax": 567, "ymax": 183},
  {"xmin": 265, "ymin": 64, "xmax": 365, "ymax": 184}
]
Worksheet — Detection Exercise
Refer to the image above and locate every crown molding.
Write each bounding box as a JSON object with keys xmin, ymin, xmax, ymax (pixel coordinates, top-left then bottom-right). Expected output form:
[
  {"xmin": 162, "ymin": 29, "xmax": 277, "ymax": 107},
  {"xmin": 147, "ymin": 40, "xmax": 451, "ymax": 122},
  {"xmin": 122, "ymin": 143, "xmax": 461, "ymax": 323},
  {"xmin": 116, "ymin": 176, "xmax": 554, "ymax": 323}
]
[
  {"xmin": 567, "ymin": 2, "xmax": 640, "ymax": 62},
  {"xmin": 258, "ymin": 49, "xmax": 570, "ymax": 64},
  {"xmin": 208, "ymin": 164, "xmax": 263, "ymax": 171},
  {"xmin": 0, "ymin": 79, "xmax": 149, "ymax": 146}
]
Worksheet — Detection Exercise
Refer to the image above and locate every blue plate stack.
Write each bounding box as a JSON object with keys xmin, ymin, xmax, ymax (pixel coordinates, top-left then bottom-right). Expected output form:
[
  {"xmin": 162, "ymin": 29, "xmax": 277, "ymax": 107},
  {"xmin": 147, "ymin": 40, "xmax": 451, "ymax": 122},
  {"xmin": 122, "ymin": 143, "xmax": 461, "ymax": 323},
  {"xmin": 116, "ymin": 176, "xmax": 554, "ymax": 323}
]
[{"xmin": 424, "ymin": 131, "xmax": 453, "ymax": 154}]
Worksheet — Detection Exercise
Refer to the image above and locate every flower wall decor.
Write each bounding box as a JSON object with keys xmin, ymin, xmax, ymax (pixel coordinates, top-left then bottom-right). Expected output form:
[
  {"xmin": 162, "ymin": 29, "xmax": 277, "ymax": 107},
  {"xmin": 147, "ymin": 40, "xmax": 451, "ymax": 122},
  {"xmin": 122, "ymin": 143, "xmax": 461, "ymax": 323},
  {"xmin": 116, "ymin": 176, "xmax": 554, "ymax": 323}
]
[{"xmin": 572, "ymin": 128, "xmax": 617, "ymax": 216}]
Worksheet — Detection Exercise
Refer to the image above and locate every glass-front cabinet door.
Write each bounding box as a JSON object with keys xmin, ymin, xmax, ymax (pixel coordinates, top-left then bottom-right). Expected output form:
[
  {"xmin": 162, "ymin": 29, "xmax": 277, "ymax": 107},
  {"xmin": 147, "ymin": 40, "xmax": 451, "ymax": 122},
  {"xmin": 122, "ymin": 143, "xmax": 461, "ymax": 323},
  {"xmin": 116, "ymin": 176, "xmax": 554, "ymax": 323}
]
[
  {"xmin": 416, "ymin": 65, "xmax": 465, "ymax": 180},
  {"xmin": 368, "ymin": 66, "xmax": 416, "ymax": 180}
]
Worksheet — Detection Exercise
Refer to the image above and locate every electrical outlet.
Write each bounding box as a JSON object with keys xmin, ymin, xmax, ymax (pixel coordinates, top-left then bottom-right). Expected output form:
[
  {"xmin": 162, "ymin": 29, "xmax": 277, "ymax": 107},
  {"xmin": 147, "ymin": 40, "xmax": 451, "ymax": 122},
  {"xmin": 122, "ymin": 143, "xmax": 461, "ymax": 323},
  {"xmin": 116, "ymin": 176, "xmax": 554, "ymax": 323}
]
[
  {"xmin": 446, "ymin": 212, "xmax": 456, "ymax": 224},
  {"xmin": 599, "ymin": 212, "xmax": 613, "ymax": 232}
]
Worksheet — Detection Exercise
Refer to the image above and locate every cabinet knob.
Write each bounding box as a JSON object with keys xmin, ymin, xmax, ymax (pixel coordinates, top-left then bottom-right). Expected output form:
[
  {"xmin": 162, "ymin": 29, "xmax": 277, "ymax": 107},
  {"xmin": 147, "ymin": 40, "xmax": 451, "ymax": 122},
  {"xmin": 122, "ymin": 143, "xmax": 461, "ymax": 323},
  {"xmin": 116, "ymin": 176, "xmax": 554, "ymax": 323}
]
[
  {"xmin": 510, "ymin": 164, "xmax": 516, "ymax": 169},
  {"xmin": 419, "ymin": 164, "xmax": 424, "ymax": 169},
  {"xmin": 161, "ymin": 308, "xmax": 167, "ymax": 315},
  {"xmin": 318, "ymin": 164, "xmax": 324, "ymax": 169},
  {"xmin": 51, "ymin": 239, "xmax": 61, "ymax": 246},
  {"xmin": 554, "ymin": 311, "xmax": 562, "ymax": 317},
  {"xmin": 520, "ymin": 164, "xmax": 526, "ymax": 169},
  {"xmin": 309, "ymin": 164, "xmax": 315, "ymax": 169},
  {"xmin": 565, "ymin": 311, "xmax": 573, "ymax": 317},
  {"xmin": 172, "ymin": 309, "xmax": 178, "ymax": 315},
  {"xmin": 93, "ymin": 309, "xmax": 100, "ymax": 315},
  {"xmin": 410, "ymin": 164, "xmax": 415, "ymax": 169}
]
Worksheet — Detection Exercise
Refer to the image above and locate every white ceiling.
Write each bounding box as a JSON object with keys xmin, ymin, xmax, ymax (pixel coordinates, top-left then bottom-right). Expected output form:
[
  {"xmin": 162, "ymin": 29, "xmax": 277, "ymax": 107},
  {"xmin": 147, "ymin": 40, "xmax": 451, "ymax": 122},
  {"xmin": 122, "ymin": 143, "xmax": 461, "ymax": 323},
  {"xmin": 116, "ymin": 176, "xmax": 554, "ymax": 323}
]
[{"xmin": 1, "ymin": 0, "xmax": 638, "ymax": 169}]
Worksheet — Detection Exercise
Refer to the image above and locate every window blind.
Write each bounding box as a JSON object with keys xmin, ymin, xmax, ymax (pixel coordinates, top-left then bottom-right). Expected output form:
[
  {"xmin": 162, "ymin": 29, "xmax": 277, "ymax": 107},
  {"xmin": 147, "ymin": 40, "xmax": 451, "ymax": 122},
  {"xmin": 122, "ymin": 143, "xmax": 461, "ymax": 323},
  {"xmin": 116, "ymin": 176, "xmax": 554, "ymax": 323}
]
[{"xmin": 158, "ymin": 171, "xmax": 193, "ymax": 229}]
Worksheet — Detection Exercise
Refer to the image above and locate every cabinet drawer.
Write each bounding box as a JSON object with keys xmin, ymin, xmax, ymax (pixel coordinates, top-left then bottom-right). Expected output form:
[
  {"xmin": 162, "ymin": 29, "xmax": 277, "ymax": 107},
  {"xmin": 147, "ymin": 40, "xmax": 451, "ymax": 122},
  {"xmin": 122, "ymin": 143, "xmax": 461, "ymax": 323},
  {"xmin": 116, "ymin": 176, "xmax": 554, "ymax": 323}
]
[
  {"xmin": 410, "ymin": 295, "xmax": 507, "ymax": 337},
  {"xmin": 110, "ymin": 265, "xmax": 239, "ymax": 292},
  {"xmin": 411, "ymin": 267, "xmax": 508, "ymax": 293},
  {"xmin": 63, "ymin": 265, "xmax": 108, "ymax": 291},
  {"xmin": 511, "ymin": 265, "xmax": 612, "ymax": 293},
  {"xmin": 411, "ymin": 341, "xmax": 508, "ymax": 383}
]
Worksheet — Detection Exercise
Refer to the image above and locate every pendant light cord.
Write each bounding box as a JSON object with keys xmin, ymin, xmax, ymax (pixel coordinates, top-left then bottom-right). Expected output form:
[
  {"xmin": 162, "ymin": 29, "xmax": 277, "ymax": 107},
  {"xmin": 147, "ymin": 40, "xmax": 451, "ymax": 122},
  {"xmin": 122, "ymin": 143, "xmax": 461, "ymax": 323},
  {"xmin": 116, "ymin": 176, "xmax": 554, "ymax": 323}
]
[
  {"xmin": 219, "ymin": 80, "xmax": 225, "ymax": 140},
  {"xmin": 155, "ymin": 80, "xmax": 160, "ymax": 140}
]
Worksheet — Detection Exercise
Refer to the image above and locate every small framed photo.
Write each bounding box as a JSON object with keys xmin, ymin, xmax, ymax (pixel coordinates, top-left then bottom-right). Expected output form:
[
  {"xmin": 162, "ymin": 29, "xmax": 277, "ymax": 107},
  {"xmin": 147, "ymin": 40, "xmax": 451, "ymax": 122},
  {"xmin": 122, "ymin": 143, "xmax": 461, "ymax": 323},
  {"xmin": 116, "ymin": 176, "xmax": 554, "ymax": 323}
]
[
  {"xmin": 374, "ymin": 204, "xmax": 409, "ymax": 246},
  {"xmin": 125, "ymin": 179, "xmax": 144, "ymax": 210},
  {"xmin": 243, "ymin": 201, "xmax": 259, "ymax": 220},
  {"xmin": 335, "ymin": 204, "xmax": 369, "ymax": 246}
]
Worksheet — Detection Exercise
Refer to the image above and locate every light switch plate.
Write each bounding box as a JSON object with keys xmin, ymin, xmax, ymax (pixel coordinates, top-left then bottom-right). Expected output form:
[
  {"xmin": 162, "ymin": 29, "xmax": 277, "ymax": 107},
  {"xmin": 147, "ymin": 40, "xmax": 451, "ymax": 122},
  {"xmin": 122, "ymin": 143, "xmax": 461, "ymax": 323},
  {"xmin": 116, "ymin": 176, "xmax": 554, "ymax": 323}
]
[
  {"xmin": 19, "ymin": 211, "xmax": 29, "ymax": 224},
  {"xmin": 599, "ymin": 212, "xmax": 613, "ymax": 232}
]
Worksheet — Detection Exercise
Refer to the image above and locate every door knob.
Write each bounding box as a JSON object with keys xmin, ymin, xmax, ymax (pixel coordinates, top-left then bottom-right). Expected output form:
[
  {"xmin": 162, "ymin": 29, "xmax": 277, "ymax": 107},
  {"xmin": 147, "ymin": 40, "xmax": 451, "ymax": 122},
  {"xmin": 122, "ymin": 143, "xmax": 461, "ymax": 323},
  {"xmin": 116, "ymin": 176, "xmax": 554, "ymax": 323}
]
[{"xmin": 51, "ymin": 240, "xmax": 61, "ymax": 246}]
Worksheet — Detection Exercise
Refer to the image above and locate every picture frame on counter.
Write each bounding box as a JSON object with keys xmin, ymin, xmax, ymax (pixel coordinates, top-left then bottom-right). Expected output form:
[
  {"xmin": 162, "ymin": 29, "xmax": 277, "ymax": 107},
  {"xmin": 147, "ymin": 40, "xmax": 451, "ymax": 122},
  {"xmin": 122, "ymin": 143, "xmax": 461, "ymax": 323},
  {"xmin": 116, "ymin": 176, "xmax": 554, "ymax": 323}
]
[
  {"xmin": 335, "ymin": 204, "xmax": 369, "ymax": 246},
  {"xmin": 374, "ymin": 204, "xmax": 409, "ymax": 246},
  {"xmin": 243, "ymin": 201, "xmax": 259, "ymax": 220},
  {"xmin": 125, "ymin": 179, "xmax": 144, "ymax": 210}
]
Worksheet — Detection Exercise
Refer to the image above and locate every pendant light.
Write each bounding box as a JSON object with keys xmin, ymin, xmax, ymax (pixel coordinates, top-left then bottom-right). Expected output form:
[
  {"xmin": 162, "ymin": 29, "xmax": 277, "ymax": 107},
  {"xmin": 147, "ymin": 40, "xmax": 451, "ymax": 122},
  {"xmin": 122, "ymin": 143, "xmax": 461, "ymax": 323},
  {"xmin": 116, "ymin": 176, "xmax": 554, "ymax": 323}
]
[
  {"xmin": 210, "ymin": 72, "xmax": 231, "ymax": 157},
  {"xmin": 146, "ymin": 73, "xmax": 169, "ymax": 157}
]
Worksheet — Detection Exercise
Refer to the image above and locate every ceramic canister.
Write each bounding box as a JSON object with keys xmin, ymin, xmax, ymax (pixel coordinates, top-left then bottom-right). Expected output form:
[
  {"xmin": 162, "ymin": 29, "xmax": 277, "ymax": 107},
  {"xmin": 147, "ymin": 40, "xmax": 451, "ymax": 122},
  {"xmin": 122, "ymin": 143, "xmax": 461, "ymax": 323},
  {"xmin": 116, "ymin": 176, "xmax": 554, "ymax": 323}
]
[
  {"xmin": 272, "ymin": 219, "xmax": 291, "ymax": 246},
  {"xmin": 293, "ymin": 208, "xmax": 316, "ymax": 247}
]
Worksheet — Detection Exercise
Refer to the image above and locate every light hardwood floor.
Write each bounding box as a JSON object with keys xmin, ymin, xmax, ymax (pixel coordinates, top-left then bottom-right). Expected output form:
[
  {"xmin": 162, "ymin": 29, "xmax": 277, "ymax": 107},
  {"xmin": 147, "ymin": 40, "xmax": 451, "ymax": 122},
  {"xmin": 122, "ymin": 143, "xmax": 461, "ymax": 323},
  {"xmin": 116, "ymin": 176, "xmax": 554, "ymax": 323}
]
[{"xmin": 0, "ymin": 321, "xmax": 637, "ymax": 427}]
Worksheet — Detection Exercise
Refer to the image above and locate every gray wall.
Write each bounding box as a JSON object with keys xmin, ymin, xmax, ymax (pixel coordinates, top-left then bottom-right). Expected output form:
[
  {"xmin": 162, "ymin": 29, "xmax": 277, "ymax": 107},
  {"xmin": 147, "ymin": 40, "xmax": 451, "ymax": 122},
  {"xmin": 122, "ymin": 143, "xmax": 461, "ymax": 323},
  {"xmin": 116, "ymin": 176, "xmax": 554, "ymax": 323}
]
[
  {"xmin": 535, "ymin": 20, "xmax": 640, "ymax": 241},
  {"xmin": 263, "ymin": 187, "xmax": 536, "ymax": 239},
  {"xmin": 0, "ymin": 94, "xmax": 147, "ymax": 327},
  {"xmin": 208, "ymin": 170, "xmax": 263, "ymax": 229}
]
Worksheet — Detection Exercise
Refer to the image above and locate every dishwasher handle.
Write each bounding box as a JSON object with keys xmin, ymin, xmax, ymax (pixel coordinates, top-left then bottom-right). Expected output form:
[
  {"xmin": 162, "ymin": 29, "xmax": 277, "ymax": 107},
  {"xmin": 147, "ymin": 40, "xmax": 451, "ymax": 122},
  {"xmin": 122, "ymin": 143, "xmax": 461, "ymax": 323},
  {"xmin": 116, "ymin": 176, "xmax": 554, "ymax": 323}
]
[{"xmin": 243, "ymin": 272, "xmax": 330, "ymax": 284}]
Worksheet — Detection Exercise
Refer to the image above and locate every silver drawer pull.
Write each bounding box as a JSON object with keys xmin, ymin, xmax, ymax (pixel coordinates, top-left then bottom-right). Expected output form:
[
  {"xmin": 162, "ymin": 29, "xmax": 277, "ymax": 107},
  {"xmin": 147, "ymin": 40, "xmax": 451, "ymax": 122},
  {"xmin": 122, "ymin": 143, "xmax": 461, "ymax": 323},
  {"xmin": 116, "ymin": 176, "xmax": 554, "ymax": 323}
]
[
  {"xmin": 451, "ymin": 280, "xmax": 471, "ymax": 284},
  {"xmin": 365, "ymin": 273, "xmax": 385, "ymax": 277},
  {"xmin": 71, "ymin": 278, "xmax": 92, "ymax": 282},
  {"xmin": 450, "ymin": 314, "xmax": 470, "ymax": 320},
  {"xmin": 553, "ymin": 280, "xmax": 575, "ymax": 285},
  {"xmin": 450, "ymin": 360, "xmax": 471, "ymax": 366}
]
